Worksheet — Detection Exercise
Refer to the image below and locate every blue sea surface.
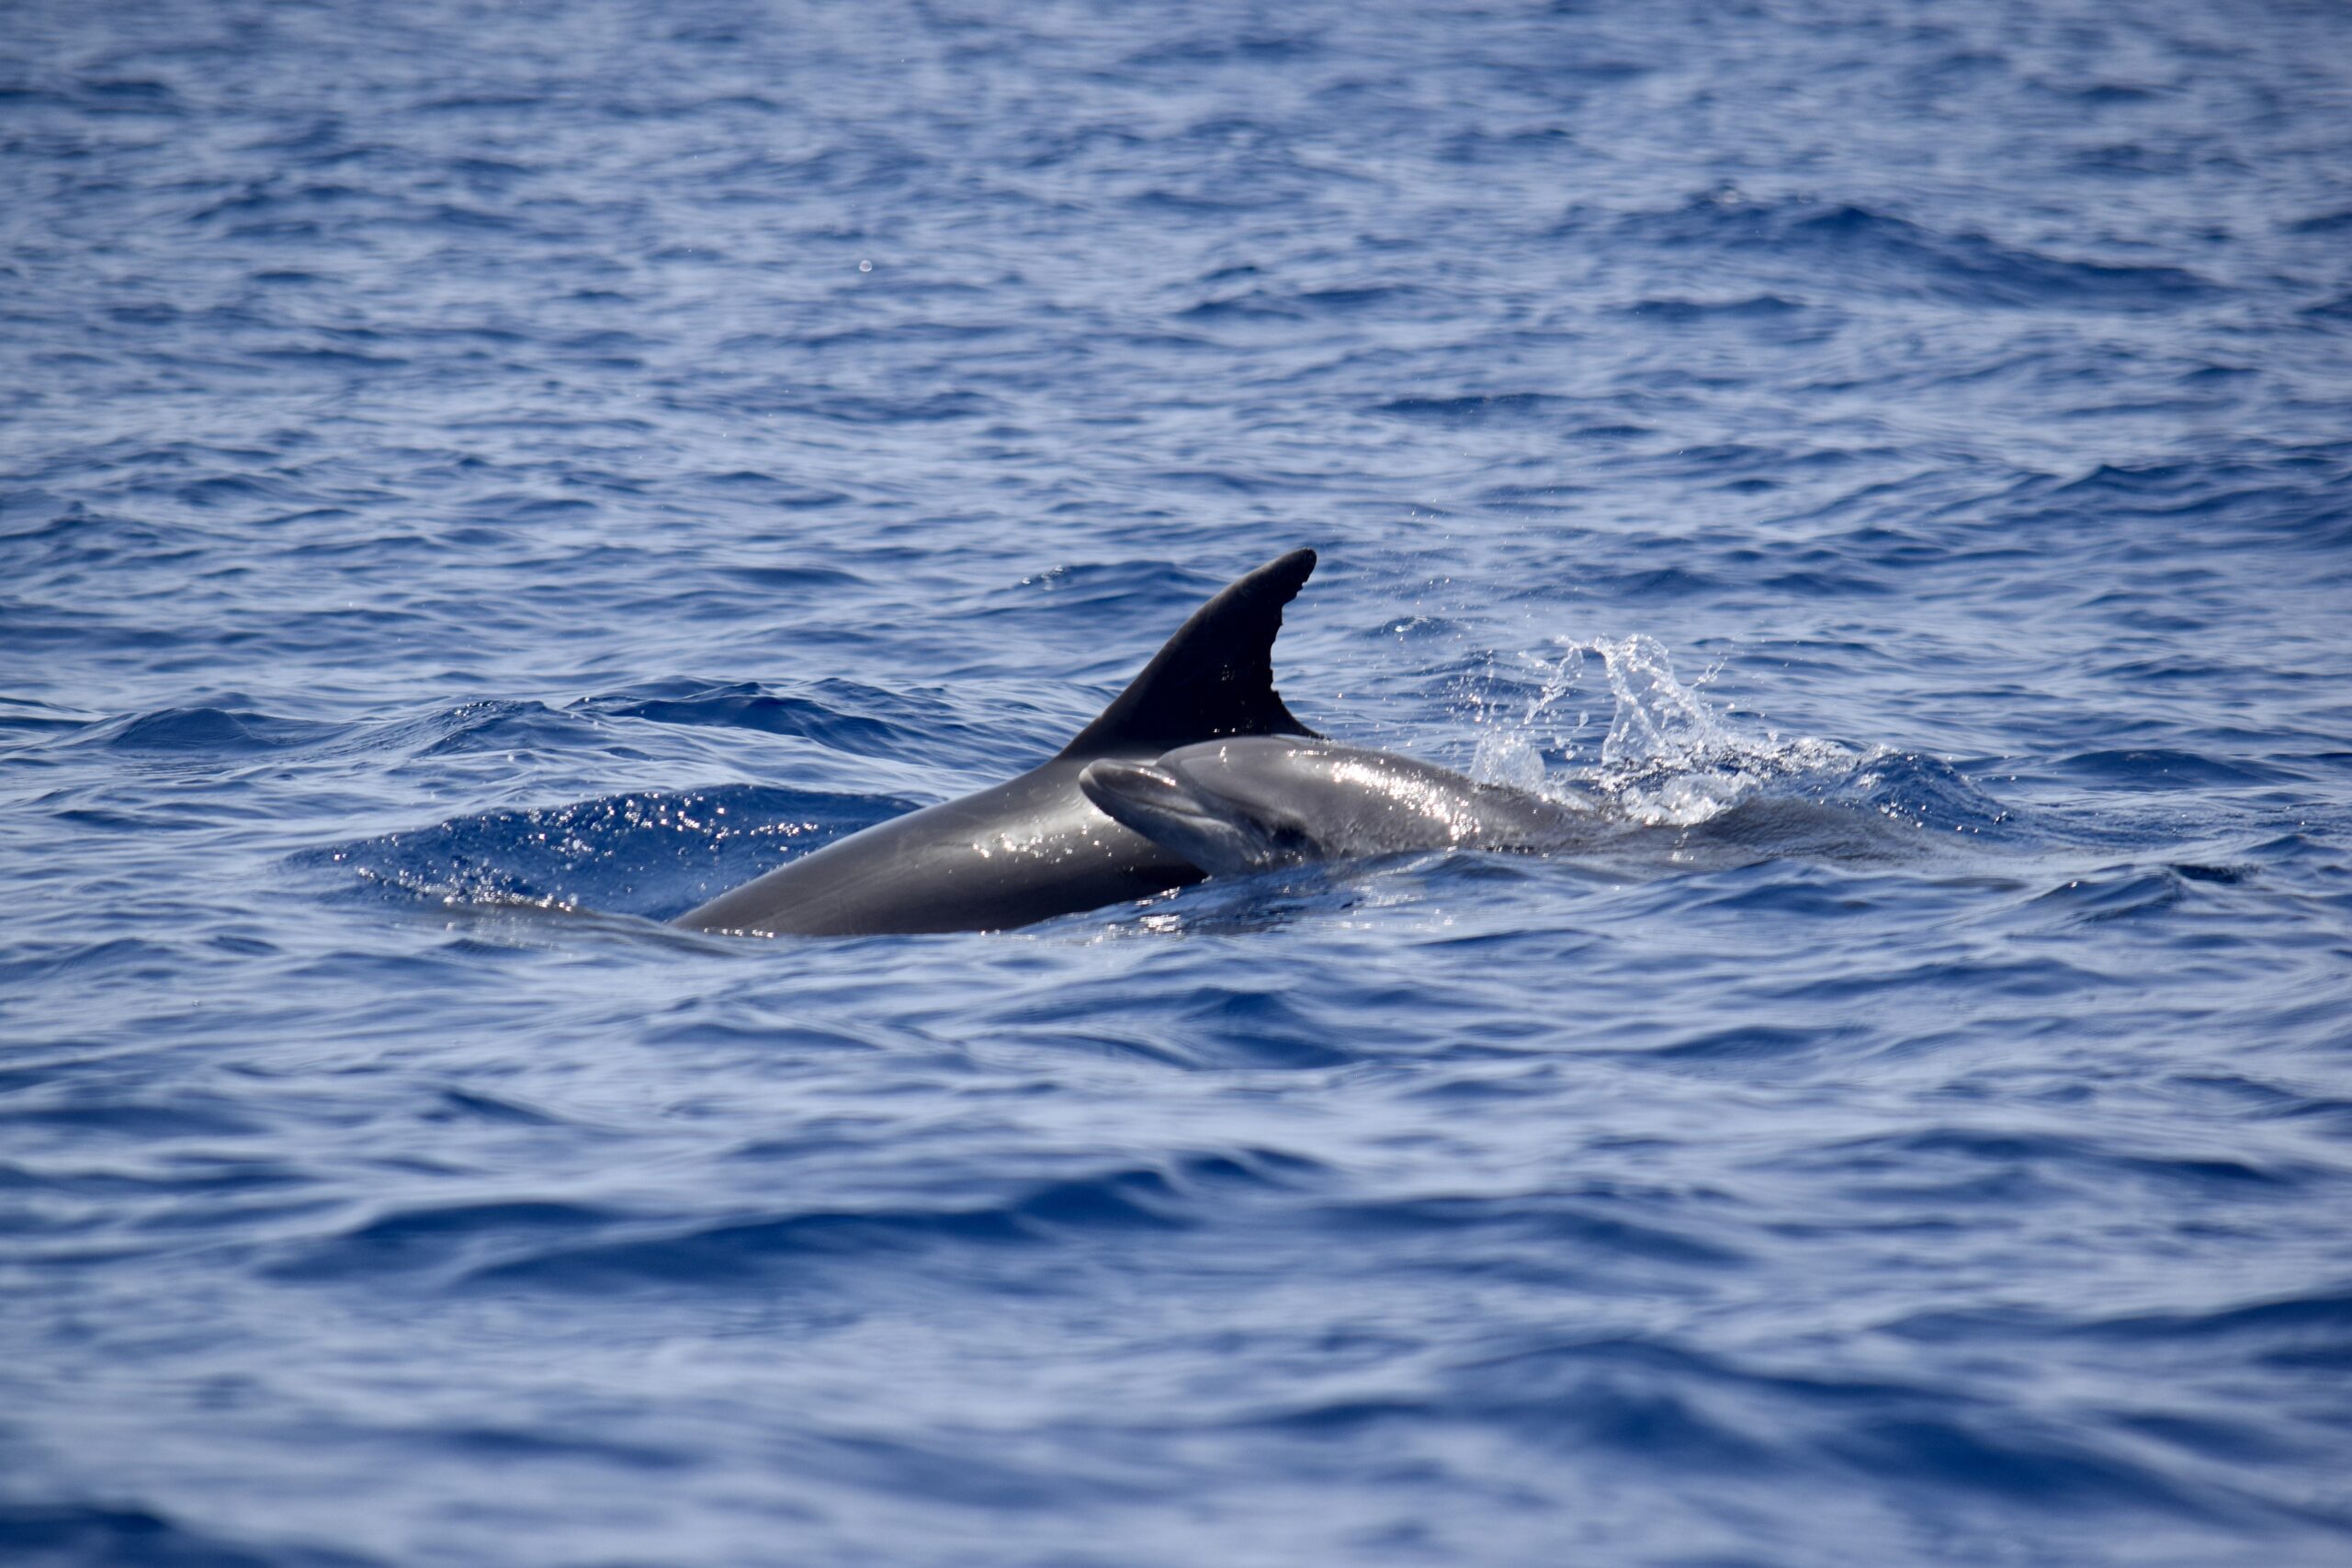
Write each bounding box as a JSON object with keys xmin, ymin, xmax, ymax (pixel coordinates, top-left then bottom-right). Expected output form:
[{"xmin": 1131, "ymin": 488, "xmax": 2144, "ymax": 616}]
[{"xmin": 6, "ymin": 1, "xmax": 2352, "ymax": 1563}]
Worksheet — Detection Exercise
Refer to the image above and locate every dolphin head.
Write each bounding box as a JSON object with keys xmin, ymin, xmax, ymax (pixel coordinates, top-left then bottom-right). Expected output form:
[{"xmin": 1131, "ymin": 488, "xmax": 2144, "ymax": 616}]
[{"xmin": 1078, "ymin": 748, "xmax": 1316, "ymax": 876}]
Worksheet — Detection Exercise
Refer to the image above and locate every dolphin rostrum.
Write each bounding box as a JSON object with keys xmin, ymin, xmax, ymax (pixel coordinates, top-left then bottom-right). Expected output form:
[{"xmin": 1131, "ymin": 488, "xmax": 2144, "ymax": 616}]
[
  {"xmin": 676, "ymin": 549, "xmax": 1320, "ymax": 936},
  {"xmin": 1078, "ymin": 735, "xmax": 1596, "ymax": 876}
]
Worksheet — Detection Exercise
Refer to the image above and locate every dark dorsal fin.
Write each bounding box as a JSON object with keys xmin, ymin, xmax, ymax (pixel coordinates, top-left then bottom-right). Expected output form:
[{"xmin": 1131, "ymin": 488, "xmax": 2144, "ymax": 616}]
[{"xmin": 1059, "ymin": 548, "xmax": 1320, "ymax": 758}]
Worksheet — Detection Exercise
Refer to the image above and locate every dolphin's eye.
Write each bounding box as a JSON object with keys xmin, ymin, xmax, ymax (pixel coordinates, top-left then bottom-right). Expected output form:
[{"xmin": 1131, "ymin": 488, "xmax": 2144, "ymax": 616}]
[{"xmin": 1267, "ymin": 826, "xmax": 1315, "ymax": 857}]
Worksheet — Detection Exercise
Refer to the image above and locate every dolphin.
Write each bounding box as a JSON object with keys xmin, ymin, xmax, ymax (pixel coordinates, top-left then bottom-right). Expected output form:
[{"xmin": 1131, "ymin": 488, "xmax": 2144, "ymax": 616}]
[
  {"xmin": 675, "ymin": 549, "xmax": 1320, "ymax": 936},
  {"xmin": 1077, "ymin": 736, "xmax": 1596, "ymax": 876}
]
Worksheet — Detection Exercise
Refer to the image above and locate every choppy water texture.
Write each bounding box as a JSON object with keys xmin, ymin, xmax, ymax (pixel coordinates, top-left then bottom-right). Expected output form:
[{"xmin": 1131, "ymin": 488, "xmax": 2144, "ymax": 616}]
[{"xmin": 6, "ymin": 1, "xmax": 2352, "ymax": 1563}]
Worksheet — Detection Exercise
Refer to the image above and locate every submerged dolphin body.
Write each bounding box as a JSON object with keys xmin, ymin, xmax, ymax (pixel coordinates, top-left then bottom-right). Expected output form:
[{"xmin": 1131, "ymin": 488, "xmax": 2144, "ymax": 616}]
[
  {"xmin": 1078, "ymin": 736, "xmax": 1595, "ymax": 876},
  {"xmin": 676, "ymin": 550, "xmax": 1320, "ymax": 936}
]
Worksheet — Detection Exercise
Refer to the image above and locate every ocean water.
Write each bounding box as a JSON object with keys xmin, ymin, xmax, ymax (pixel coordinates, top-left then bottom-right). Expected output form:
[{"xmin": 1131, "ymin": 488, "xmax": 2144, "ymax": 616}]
[{"xmin": 6, "ymin": 1, "xmax": 2352, "ymax": 1562}]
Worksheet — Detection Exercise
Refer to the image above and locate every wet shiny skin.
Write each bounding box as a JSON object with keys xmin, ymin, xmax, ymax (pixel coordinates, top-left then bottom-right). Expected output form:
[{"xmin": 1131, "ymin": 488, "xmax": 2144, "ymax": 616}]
[{"xmin": 1083, "ymin": 738, "xmax": 1594, "ymax": 874}]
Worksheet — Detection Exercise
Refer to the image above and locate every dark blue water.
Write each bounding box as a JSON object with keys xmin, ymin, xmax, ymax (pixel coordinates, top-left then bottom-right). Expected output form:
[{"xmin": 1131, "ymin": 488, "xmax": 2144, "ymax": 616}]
[{"xmin": 6, "ymin": 2, "xmax": 2352, "ymax": 1562}]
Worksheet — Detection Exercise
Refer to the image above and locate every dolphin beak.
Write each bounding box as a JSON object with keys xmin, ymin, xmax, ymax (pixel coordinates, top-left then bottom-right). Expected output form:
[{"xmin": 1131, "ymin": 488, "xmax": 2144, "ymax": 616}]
[{"xmin": 1079, "ymin": 759, "xmax": 1193, "ymax": 823}]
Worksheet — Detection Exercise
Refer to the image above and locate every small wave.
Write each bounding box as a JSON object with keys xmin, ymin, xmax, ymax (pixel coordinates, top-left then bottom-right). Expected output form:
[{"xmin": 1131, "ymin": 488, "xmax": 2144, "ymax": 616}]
[
  {"xmin": 699, "ymin": 479, "xmax": 854, "ymax": 513},
  {"xmin": 0, "ymin": 696, "xmax": 100, "ymax": 745},
  {"xmin": 268, "ymin": 1200, "xmax": 623, "ymax": 1281},
  {"xmin": 1374, "ymin": 392, "xmax": 1582, "ymax": 423},
  {"xmin": 990, "ymin": 979, "xmax": 1363, "ymax": 1068},
  {"xmin": 2289, "ymin": 208, "xmax": 2352, "ymax": 235},
  {"xmin": 1617, "ymin": 294, "xmax": 1809, "ymax": 323},
  {"xmin": 2082, "ymin": 1292, "xmax": 2352, "ymax": 1367},
  {"xmin": 753, "ymin": 389, "xmax": 993, "ymax": 424},
  {"xmin": 0, "ymin": 1093, "xmax": 265, "ymax": 1143},
  {"xmin": 0, "ymin": 1502, "xmax": 379, "ymax": 1568},
  {"xmin": 403, "ymin": 699, "xmax": 575, "ymax": 758},
  {"xmin": 1826, "ymin": 1414, "xmax": 2214, "ymax": 1513},
  {"xmin": 2027, "ymin": 866, "xmax": 2191, "ymax": 925},
  {"xmin": 78, "ymin": 706, "xmax": 341, "ymax": 755},
  {"xmin": 1889, "ymin": 1288, "xmax": 2352, "ymax": 1384},
  {"xmin": 571, "ymin": 678, "xmax": 967, "ymax": 756},
  {"xmin": 406, "ymin": 1156, "xmax": 1288, "ymax": 1293},
  {"xmin": 2050, "ymin": 750, "xmax": 2290, "ymax": 788},
  {"xmin": 1123, "ymin": 33, "xmax": 1320, "ymax": 69},
  {"xmin": 1174, "ymin": 282, "xmax": 1430, "ymax": 324},
  {"xmin": 1818, "ymin": 1127, "xmax": 2297, "ymax": 1213},
  {"xmin": 76, "ymin": 77, "xmax": 184, "ymax": 108},
  {"xmin": 1587, "ymin": 191, "xmax": 2219, "ymax": 310},
  {"xmin": 1319, "ymin": 1191, "xmax": 1743, "ymax": 1268},
  {"xmin": 296, "ymin": 784, "xmax": 910, "ymax": 921}
]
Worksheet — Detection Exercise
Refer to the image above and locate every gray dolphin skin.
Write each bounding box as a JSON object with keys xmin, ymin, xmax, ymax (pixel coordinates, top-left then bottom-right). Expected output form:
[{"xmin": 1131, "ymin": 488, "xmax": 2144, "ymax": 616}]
[
  {"xmin": 1079, "ymin": 736, "xmax": 1593, "ymax": 876},
  {"xmin": 675, "ymin": 549, "xmax": 1321, "ymax": 936}
]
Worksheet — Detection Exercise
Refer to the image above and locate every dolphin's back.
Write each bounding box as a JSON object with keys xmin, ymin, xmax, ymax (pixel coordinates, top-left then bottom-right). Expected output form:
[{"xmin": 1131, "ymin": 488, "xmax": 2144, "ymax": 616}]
[
  {"xmin": 1283, "ymin": 743, "xmax": 1589, "ymax": 852},
  {"xmin": 675, "ymin": 760, "xmax": 1202, "ymax": 936}
]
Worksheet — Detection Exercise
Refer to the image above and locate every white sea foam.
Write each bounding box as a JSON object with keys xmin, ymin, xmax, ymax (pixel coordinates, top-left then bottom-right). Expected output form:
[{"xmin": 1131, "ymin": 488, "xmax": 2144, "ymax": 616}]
[{"xmin": 1465, "ymin": 636, "xmax": 1861, "ymax": 826}]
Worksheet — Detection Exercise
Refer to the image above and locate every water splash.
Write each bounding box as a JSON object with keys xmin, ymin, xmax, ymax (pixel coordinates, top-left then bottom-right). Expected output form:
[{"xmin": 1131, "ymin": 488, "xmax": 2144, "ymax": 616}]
[{"xmin": 1466, "ymin": 636, "xmax": 1860, "ymax": 825}]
